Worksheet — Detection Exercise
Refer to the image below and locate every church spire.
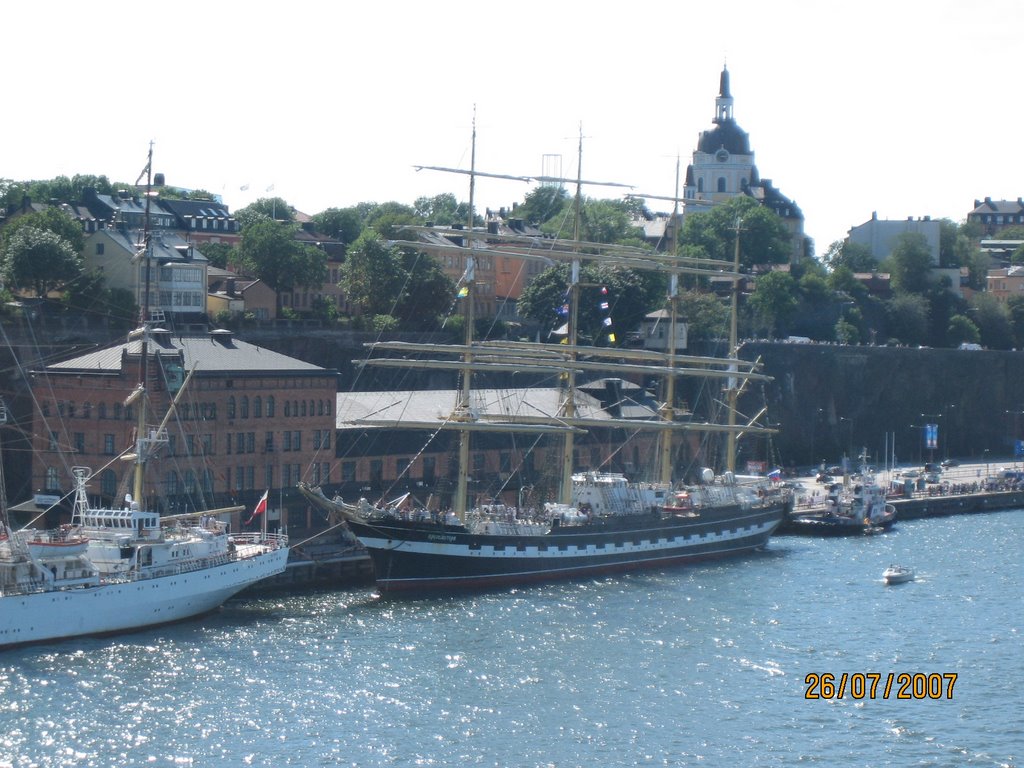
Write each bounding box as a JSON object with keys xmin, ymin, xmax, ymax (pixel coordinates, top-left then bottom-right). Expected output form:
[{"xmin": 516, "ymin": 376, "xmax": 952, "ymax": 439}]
[{"xmin": 715, "ymin": 64, "xmax": 733, "ymax": 124}]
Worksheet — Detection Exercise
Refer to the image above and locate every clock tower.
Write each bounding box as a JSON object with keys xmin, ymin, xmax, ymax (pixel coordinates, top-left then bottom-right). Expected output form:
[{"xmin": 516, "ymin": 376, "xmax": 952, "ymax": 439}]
[{"xmin": 683, "ymin": 66, "xmax": 807, "ymax": 260}]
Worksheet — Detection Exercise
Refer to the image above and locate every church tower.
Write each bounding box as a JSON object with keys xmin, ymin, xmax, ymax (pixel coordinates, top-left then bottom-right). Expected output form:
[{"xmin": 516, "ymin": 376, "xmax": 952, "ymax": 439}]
[{"xmin": 684, "ymin": 66, "xmax": 806, "ymax": 260}]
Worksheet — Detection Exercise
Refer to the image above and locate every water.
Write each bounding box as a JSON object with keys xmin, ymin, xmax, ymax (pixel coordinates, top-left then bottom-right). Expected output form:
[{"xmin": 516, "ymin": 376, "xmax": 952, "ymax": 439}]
[{"xmin": 2, "ymin": 512, "xmax": 1021, "ymax": 767}]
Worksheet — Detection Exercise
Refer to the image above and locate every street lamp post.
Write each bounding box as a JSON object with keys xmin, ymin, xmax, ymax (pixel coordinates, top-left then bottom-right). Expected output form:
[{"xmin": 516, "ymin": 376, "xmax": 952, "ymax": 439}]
[
  {"xmin": 839, "ymin": 417, "xmax": 854, "ymax": 466},
  {"xmin": 983, "ymin": 448, "xmax": 990, "ymax": 483},
  {"xmin": 943, "ymin": 404, "xmax": 956, "ymax": 461}
]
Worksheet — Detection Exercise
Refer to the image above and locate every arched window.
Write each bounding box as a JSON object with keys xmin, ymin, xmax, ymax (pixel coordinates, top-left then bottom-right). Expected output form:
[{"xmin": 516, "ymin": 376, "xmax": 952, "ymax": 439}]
[
  {"xmin": 98, "ymin": 402, "xmax": 107, "ymax": 420},
  {"xmin": 227, "ymin": 396, "xmax": 236, "ymax": 419},
  {"xmin": 717, "ymin": 177, "xmax": 727, "ymax": 193},
  {"xmin": 317, "ymin": 400, "xmax": 324, "ymax": 416},
  {"xmin": 253, "ymin": 397, "xmax": 262, "ymax": 418},
  {"xmin": 185, "ymin": 469, "xmax": 197, "ymax": 494},
  {"xmin": 697, "ymin": 178, "xmax": 704, "ymax": 193},
  {"xmin": 301, "ymin": 401, "xmax": 307, "ymax": 417},
  {"xmin": 266, "ymin": 396, "xmax": 275, "ymax": 418},
  {"xmin": 83, "ymin": 402, "xmax": 92, "ymax": 418},
  {"xmin": 167, "ymin": 471, "xmax": 180, "ymax": 495},
  {"xmin": 241, "ymin": 396, "xmax": 249, "ymax": 419},
  {"xmin": 45, "ymin": 467, "xmax": 60, "ymax": 492},
  {"xmin": 284, "ymin": 400, "xmax": 291, "ymax": 417}
]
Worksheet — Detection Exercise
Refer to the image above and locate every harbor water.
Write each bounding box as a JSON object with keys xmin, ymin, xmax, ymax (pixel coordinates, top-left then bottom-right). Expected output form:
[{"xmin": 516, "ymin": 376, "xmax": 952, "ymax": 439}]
[{"xmin": 2, "ymin": 511, "xmax": 1020, "ymax": 767}]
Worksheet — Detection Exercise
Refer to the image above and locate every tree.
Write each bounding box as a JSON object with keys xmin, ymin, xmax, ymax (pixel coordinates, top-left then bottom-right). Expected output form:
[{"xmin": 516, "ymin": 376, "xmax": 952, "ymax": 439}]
[
  {"xmin": 820, "ymin": 239, "xmax": 875, "ymax": 272},
  {"xmin": 680, "ymin": 196, "xmax": 792, "ymax": 269},
  {"xmin": 393, "ymin": 247, "xmax": 455, "ymax": 330},
  {"xmin": 362, "ymin": 201, "xmax": 419, "ymax": 239},
  {"xmin": 413, "ymin": 193, "xmax": 472, "ymax": 227},
  {"xmin": 679, "ymin": 289, "xmax": 729, "ymax": 343},
  {"xmin": 234, "ymin": 197, "xmax": 295, "ymax": 228},
  {"xmin": 237, "ymin": 219, "xmax": 326, "ymax": 296},
  {"xmin": 340, "ymin": 231, "xmax": 408, "ymax": 318},
  {"xmin": 747, "ymin": 271, "xmax": 798, "ymax": 338},
  {"xmin": 516, "ymin": 186, "xmax": 570, "ymax": 226},
  {"xmin": 517, "ymin": 262, "xmax": 665, "ymax": 344},
  {"xmin": 885, "ymin": 232, "xmax": 933, "ymax": 294},
  {"xmin": 199, "ymin": 241, "xmax": 235, "ymax": 270},
  {"xmin": 969, "ymin": 293, "xmax": 1013, "ymax": 350},
  {"xmin": 312, "ymin": 207, "xmax": 364, "ymax": 248},
  {"xmin": 1, "ymin": 207, "xmax": 85, "ymax": 253},
  {"xmin": 1006, "ymin": 295, "xmax": 1024, "ymax": 348},
  {"xmin": 885, "ymin": 294, "xmax": 930, "ymax": 345},
  {"xmin": 946, "ymin": 314, "xmax": 980, "ymax": 346},
  {"xmin": 0, "ymin": 226, "xmax": 81, "ymax": 298}
]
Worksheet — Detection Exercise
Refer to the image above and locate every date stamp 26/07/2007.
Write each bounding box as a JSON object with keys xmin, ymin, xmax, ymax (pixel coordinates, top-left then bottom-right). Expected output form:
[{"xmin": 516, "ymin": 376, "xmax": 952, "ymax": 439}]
[{"xmin": 804, "ymin": 672, "xmax": 958, "ymax": 700}]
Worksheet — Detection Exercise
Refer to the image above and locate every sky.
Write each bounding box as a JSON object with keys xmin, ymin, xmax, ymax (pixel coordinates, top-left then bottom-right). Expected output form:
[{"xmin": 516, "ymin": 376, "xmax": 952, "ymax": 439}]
[{"xmin": 4, "ymin": 0, "xmax": 1022, "ymax": 254}]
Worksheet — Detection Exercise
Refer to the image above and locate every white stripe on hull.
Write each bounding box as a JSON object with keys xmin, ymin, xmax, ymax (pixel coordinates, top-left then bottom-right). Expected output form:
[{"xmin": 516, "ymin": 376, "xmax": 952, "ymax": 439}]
[{"xmin": 0, "ymin": 548, "xmax": 288, "ymax": 649}]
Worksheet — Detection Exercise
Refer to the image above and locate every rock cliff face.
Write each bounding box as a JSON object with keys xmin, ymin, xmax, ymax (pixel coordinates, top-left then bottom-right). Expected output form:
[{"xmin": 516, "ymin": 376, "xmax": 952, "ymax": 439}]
[{"xmin": 742, "ymin": 342, "xmax": 1022, "ymax": 467}]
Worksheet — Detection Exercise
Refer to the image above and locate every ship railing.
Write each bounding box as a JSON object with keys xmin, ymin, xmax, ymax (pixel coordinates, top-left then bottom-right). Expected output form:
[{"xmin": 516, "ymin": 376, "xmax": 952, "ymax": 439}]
[{"xmin": 128, "ymin": 535, "xmax": 286, "ymax": 581}]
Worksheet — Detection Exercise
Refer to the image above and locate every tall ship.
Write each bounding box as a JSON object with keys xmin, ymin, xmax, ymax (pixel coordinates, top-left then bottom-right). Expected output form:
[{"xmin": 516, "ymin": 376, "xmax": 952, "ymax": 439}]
[
  {"xmin": 315, "ymin": 124, "xmax": 790, "ymax": 593},
  {"xmin": 0, "ymin": 147, "xmax": 288, "ymax": 649}
]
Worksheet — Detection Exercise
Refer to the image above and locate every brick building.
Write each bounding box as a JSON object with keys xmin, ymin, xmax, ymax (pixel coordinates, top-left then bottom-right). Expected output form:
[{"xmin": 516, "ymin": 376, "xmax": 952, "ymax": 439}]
[{"xmin": 30, "ymin": 328, "xmax": 337, "ymax": 532}]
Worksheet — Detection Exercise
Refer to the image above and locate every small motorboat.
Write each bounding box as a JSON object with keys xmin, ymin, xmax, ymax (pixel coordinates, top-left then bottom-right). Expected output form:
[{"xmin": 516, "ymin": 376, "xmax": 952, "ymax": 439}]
[{"xmin": 883, "ymin": 564, "xmax": 914, "ymax": 584}]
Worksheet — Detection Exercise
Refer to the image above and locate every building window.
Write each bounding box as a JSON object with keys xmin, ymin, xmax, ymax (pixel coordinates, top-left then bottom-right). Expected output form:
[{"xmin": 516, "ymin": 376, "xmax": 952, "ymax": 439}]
[
  {"xmin": 45, "ymin": 466, "xmax": 60, "ymax": 492},
  {"xmin": 283, "ymin": 431, "xmax": 292, "ymax": 452},
  {"xmin": 95, "ymin": 242, "xmax": 105, "ymax": 255},
  {"xmin": 267, "ymin": 396, "xmax": 275, "ymax": 418},
  {"xmin": 74, "ymin": 432, "xmax": 85, "ymax": 453},
  {"xmin": 292, "ymin": 431, "xmax": 301, "ymax": 451},
  {"xmin": 101, "ymin": 469, "xmax": 116, "ymax": 498},
  {"xmin": 341, "ymin": 461, "xmax": 356, "ymax": 483},
  {"xmin": 227, "ymin": 396, "xmax": 236, "ymax": 419},
  {"xmin": 104, "ymin": 434, "xmax": 115, "ymax": 455},
  {"xmin": 265, "ymin": 431, "xmax": 274, "ymax": 452},
  {"xmin": 265, "ymin": 464, "xmax": 274, "ymax": 489},
  {"xmin": 253, "ymin": 397, "xmax": 262, "ymax": 418},
  {"xmin": 48, "ymin": 431, "xmax": 59, "ymax": 451}
]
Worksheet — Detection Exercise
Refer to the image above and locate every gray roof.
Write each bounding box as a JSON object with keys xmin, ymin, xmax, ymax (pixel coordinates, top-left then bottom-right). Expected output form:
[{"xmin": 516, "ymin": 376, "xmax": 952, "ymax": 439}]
[{"xmin": 45, "ymin": 331, "xmax": 330, "ymax": 377}]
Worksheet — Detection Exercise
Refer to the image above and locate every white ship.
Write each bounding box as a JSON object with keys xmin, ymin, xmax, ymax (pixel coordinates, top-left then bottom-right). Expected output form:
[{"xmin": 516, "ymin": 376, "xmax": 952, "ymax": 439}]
[{"xmin": 0, "ymin": 145, "xmax": 288, "ymax": 649}]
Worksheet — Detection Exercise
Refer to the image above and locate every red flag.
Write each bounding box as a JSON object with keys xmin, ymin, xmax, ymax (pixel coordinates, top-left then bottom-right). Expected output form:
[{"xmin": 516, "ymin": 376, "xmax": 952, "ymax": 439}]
[{"xmin": 246, "ymin": 489, "xmax": 269, "ymax": 524}]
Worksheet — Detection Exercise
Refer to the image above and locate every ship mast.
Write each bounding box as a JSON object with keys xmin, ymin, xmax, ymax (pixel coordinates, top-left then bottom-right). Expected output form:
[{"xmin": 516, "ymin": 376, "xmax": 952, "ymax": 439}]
[
  {"xmin": 557, "ymin": 126, "xmax": 586, "ymax": 505},
  {"xmin": 657, "ymin": 157, "xmax": 683, "ymax": 486},
  {"xmin": 725, "ymin": 217, "xmax": 742, "ymax": 474},
  {"xmin": 452, "ymin": 113, "xmax": 478, "ymax": 521}
]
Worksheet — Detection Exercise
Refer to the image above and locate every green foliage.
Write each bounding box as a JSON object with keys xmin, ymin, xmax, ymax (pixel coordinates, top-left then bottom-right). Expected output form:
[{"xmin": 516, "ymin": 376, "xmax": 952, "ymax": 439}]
[
  {"xmin": 834, "ymin": 318, "xmax": 860, "ymax": 344},
  {"xmin": 1007, "ymin": 295, "xmax": 1024, "ymax": 348},
  {"xmin": 679, "ymin": 289, "xmax": 729, "ymax": 342},
  {"xmin": 340, "ymin": 231, "xmax": 408, "ymax": 318},
  {"xmin": 394, "ymin": 247, "xmax": 455, "ymax": 330},
  {"xmin": 1, "ymin": 207, "xmax": 84, "ymax": 253},
  {"xmin": 969, "ymin": 293, "xmax": 1013, "ymax": 350},
  {"xmin": 370, "ymin": 314, "xmax": 399, "ymax": 333},
  {"xmin": 311, "ymin": 207, "xmax": 364, "ymax": 247},
  {"xmin": 234, "ymin": 197, "xmax": 294, "ymax": 228},
  {"xmin": 0, "ymin": 174, "xmax": 114, "ymax": 211},
  {"xmin": 0, "ymin": 226, "xmax": 81, "ymax": 297},
  {"xmin": 821, "ymin": 239, "xmax": 875, "ymax": 273},
  {"xmin": 413, "ymin": 193, "xmax": 474, "ymax": 227},
  {"xmin": 747, "ymin": 271, "xmax": 798, "ymax": 338},
  {"xmin": 517, "ymin": 262, "xmax": 665, "ymax": 344},
  {"xmin": 516, "ymin": 186, "xmax": 570, "ymax": 226},
  {"xmin": 199, "ymin": 241, "xmax": 235, "ymax": 270},
  {"xmin": 885, "ymin": 294, "xmax": 930, "ymax": 345},
  {"xmin": 362, "ymin": 201, "xmax": 419, "ymax": 239},
  {"xmin": 946, "ymin": 314, "xmax": 980, "ymax": 346},
  {"xmin": 61, "ymin": 271, "xmax": 137, "ymax": 325},
  {"xmin": 885, "ymin": 232, "xmax": 933, "ymax": 294},
  {"xmin": 237, "ymin": 219, "xmax": 327, "ymax": 294},
  {"xmin": 679, "ymin": 197, "xmax": 791, "ymax": 269}
]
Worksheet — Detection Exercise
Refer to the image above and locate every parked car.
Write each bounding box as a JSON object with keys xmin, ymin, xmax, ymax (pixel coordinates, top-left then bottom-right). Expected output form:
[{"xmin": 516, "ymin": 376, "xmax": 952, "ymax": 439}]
[{"xmin": 940, "ymin": 459, "xmax": 960, "ymax": 468}]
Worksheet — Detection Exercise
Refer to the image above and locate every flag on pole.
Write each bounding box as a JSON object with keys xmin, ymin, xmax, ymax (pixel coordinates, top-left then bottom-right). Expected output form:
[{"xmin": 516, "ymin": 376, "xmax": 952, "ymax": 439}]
[{"xmin": 246, "ymin": 489, "xmax": 269, "ymax": 524}]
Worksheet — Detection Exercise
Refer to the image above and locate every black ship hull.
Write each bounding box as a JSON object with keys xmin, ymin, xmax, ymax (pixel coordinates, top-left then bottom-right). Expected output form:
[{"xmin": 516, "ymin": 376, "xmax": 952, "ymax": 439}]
[
  {"xmin": 345, "ymin": 502, "xmax": 787, "ymax": 593},
  {"xmin": 779, "ymin": 513, "xmax": 896, "ymax": 537}
]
